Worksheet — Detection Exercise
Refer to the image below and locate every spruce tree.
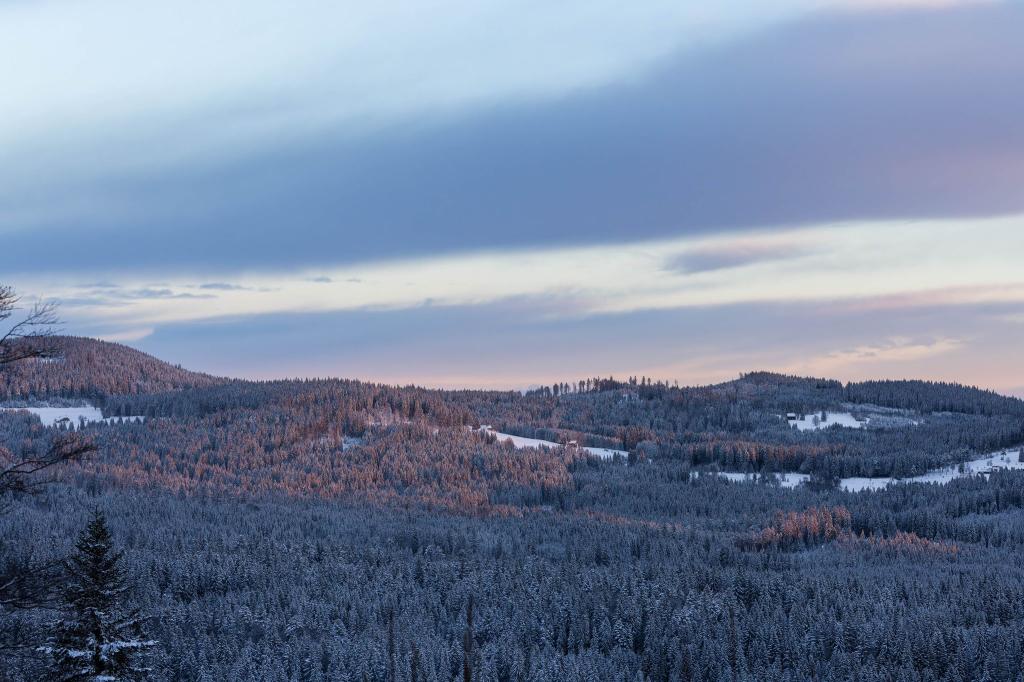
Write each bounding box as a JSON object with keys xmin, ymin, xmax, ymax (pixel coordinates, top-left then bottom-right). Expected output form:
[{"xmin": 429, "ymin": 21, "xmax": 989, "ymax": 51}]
[{"xmin": 44, "ymin": 512, "xmax": 153, "ymax": 681}]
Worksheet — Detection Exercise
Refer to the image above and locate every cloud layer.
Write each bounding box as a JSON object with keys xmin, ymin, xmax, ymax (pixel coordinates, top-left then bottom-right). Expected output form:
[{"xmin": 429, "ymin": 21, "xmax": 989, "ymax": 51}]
[
  {"xmin": 3, "ymin": 2, "xmax": 1022, "ymax": 274},
  {"xmin": 23, "ymin": 215, "xmax": 1021, "ymax": 326},
  {"xmin": 14, "ymin": 214, "xmax": 1023, "ymax": 392}
]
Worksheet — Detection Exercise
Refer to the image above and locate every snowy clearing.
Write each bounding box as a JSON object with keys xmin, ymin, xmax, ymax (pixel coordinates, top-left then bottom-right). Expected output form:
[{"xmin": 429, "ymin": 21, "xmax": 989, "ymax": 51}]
[
  {"xmin": 701, "ymin": 471, "xmax": 811, "ymax": 489},
  {"xmin": 0, "ymin": 404, "xmax": 145, "ymax": 429},
  {"xmin": 786, "ymin": 405, "xmax": 922, "ymax": 431},
  {"xmin": 788, "ymin": 411, "xmax": 866, "ymax": 431},
  {"xmin": 840, "ymin": 448, "xmax": 1024, "ymax": 492},
  {"xmin": 702, "ymin": 448, "xmax": 1024, "ymax": 491},
  {"xmin": 581, "ymin": 446, "xmax": 630, "ymax": 460},
  {"xmin": 479, "ymin": 427, "xmax": 627, "ymax": 461}
]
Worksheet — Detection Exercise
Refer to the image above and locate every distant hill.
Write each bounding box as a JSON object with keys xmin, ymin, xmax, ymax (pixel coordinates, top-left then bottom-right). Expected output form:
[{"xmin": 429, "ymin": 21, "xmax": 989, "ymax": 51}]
[
  {"xmin": 728, "ymin": 371, "xmax": 1024, "ymax": 417},
  {"xmin": 1, "ymin": 338, "xmax": 1022, "ymax": 502},
  {"xmin": 0, "ymin": 336, "xmax": 224, "ymax": 399}
]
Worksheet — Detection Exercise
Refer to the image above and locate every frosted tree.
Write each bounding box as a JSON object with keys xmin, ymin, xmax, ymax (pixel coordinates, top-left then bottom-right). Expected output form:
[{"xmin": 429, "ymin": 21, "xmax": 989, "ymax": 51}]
[
  {"xmin": 463, "ymin": 594, "xmax": 475, "ymax": 682},
  {"xmin": 44, "ymin": 512, "xmax": 154, "ymax": 681}
]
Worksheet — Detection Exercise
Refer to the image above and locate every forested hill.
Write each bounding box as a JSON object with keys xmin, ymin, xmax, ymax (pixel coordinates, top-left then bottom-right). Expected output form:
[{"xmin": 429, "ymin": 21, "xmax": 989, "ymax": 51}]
[
  {"xmin": 4, "ymin": 337, "xmax": 1020, "ymax": 417},
  {"xmin": 845, "ymin": 378, "xmax": 1024, "ymax": 415},
  {"xmin": 728, "ymin": 372, "xmax": 1024, "ymax": 417},
  {"xmin": 0, "ymin": 336, "xmax": 224, "ymax": 399},
  {"xmin": 3, "ymin": 338, "xmax": 1023, "ymax": 488},
  {"xmin": 1, "ymin": 340, "xmax": 1020, "ymax": 500}
]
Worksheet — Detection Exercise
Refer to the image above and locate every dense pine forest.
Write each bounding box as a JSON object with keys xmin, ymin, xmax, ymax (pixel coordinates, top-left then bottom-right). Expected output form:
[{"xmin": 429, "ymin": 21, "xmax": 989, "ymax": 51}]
[{"xmin": 4, "ymin": 337, "xmax": 1024, "ymax": 681}]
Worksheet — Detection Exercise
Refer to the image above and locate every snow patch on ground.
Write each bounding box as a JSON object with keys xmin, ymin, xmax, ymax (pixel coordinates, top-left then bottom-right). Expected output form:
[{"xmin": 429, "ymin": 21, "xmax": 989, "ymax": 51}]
[
  {"xmin": 789, "ymin": 412, "xmax": 866, "ymax": 431},
  {"xmin": 581, "ymin": 446, "xmax": 630, "ymax": 460},
  {"xmin": 0, "ymin": 404, "xmax": 145, "ymax": 429},
  {"xmin": 1, "ymin": 406, "xmax": 104, "ymax": 427},
  {"xmin": 707, "ymin": 471, "xmax": 811, "ymax": 489},
  {"xmin": 840, "ymin": 448, "xmax": 1024, "ymax": 492},
  {"xmin": 479, "ymin": 427, "xmax": 627, "ymax": 461},
  {"xmin": 702, "ymin": 448, "xmax": 1024, "ymax": 492},
  {"xmin": 837, "ymin": 476, "xmax": 892, "ymax": 492}
]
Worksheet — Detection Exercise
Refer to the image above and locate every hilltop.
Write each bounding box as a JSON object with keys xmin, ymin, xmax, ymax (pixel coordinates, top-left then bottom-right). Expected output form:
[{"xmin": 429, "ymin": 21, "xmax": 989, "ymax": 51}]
[{"xmin": 0, "ymin": 336, "xmax": 225, "ymax": 400}]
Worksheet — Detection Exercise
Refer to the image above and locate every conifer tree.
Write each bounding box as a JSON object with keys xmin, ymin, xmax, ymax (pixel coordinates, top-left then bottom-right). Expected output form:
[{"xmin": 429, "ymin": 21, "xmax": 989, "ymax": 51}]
[
  {"xmin": 44, "ymin": 512, "xmax": 153, "ymax": 681},
  {"xmin": 462, "ymin": 594, "xmax": 474, "ymax": 682}
]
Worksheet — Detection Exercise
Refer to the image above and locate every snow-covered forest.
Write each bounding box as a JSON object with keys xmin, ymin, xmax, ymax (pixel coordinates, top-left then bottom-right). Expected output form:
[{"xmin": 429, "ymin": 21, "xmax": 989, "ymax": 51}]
[{"xmin": 3, "ymin": 338, "xmax": 1024, "ymax": 680}]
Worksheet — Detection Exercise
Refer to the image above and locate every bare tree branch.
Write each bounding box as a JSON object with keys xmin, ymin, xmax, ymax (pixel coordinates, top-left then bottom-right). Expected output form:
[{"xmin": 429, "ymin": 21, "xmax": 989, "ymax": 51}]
[
  {"xmin": 0, "ymin": 285, "xmax": 84, "ymax": 661},
  {"xmin": 0, "ymin": 436, "xmax": 96, "ymax": 511},
  {"xmin": 0, "ymin": 286, "xmax": 61, "ymax": 366},
  {"xmin": 0, "ymin": 554, "xmax": 64, "ymax": 611}
]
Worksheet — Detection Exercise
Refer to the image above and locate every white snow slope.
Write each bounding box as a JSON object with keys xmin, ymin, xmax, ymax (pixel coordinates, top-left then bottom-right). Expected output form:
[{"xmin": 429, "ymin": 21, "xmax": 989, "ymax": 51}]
[
  {"xmin": 790, "ymin": 412, "xmax": 866, "ymax": 431},
  {"xmin": 840, "ymin": 448, "xmax": 1024, "ymax": 492},
  {"xmin": 0, "ymin": 404, "xmax": 145, "ymax": 429},
  {"xmin": 707, "ymin": 448, "xmax": 1024, "ymax": 492},
  {"xmin": 480, "ymin": 427, "xmax": 627, "ymax": 461}
]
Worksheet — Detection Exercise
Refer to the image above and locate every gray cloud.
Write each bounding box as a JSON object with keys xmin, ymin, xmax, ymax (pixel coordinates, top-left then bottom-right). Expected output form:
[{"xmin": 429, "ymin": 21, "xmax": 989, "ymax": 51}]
[
  {"xmin": 56, "ymin": 288, "xmax": 216, "ymax": 310},
  {"xmin": 3, "ymin": 3, "xmax": 1021, "ymax": 277},
  {"xmin": 122, "ymin": 288, "xmax": 214, "ymax": 300},
  {"xmin": 76, "ymin": 282, "xmax": 120, "ymax": 289},
  {"xmin": 197, "ymin": 282, "xmax": 249, "ymax": 291},
  {"xmin": 307, "ymin": 276, "xmax": 363, "ymax": 284},
  {"xmin": 666, "ymin": 243, "xmax": 812, "ymax": 275}
]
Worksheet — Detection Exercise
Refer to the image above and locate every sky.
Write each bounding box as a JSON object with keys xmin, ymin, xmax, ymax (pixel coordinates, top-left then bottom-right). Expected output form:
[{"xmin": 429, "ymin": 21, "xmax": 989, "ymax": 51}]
[{"xmin": 4, "ymin": 0, "xmax": 1024, "ymax": 395}]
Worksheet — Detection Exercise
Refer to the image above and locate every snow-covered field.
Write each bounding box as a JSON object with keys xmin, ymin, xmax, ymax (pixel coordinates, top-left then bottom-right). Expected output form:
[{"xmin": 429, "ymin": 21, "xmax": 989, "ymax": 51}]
[
  {"xmin": 580, "ymin": 446, "xmax": 630, "ymax": 460},
  {"xmin": 789, "ymin": 412, "xmax": 866, "ymax": 431},
  {"xmin": 787, "ymin": 405, "xmax": 922, "ymax": 431},
  {"xmin": 0, "ymin": 404, "xmax": 145, "ymax": 429},
  {"xmin": 839, "ymin": 448, "xmax": 1024, "ymax": 492},
  {"xmin": 1, "ymin": 406, "xmax": 104, "ymax": 427},
  {"xmin": 707, "ymin": 448, "xmax": 1024, "ymax": 492},
  {"xmin": 707, "ymin": 472, "xmax": 810, "ymax": 489},
  {"xmin": 480, "ymin": 427, "xmax": 627, "ymax": 461}
]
